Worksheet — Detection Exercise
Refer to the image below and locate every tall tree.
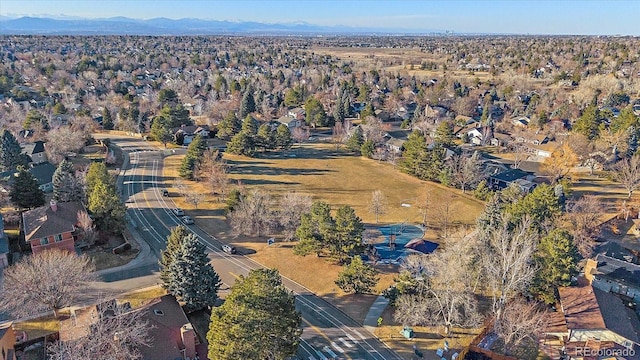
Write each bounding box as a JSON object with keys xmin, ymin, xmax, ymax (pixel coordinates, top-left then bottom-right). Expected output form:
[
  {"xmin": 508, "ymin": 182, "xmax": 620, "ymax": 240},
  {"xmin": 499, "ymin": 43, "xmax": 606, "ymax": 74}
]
[
  {"xmin": 179, "ymin": 134, "xmax": 208, "ymax": 179},
  {"xmin": 239, "ymin": 87, "xmax": 256, "ymax": 119},
  {"xmin": 335, "ymin": 256, "xmax": 379, "ymax": 294},
  {"xmin": 256, "ymin": 124, "xmax": 276, "ymax": 152},
  {"xmin": 564, "ymin": 195, "xmax": 603, "ymax": 258},
  {"xmin": 447, "ymin": 151, "xmax": 484, "ymax": 192},
  {"xmin": 573, "ymin": 104, "xmax": 603, "ymax": 140},
  {"xmin": 477, "ymin": 215, "xmax": 538, "ymax": 323},
  {"xmin": 227, "ymin": 130, "xmax": 255, "ymax": 157},
  {"xmin": 434, "ymin": 121, "xmax": 455, "ymax": 148},
  {"xmin": 398, "ymin": 131, "xmax": 428, "ymax": 179},
  {"xmin": 160, "ymin": 225, "xmax": 190, "ymax": 286},
  {"xmin": 294, "ymin": 201, "xmax": 334, "ymax": 257},
  {"xmin": 217, "ymin": 111, "xmax": 242, "ymax": 140},
  {"xmin": 277, "ymin": 192, "xmax": 312, "ymax": 241},
  {"xmin": 10, "ymin": 166, "xmax": 45, "ymax": 209},
  {"xmin": 85, "ymin": 162, "xmax": 112, "ymax": 197},
  {"xmin": 275, "ymin": 124, "xmax": 292, "ymax": 150},
  {"xmin": 0, "ymin": 249, "xmax": 96, "ymax": 318},
  {"xmin": 541, "ymin": 143, "xmax": 578, "ymax": 183},
  {"xmin": 229, "ymin": 189, "xmax": 274, "ymax": 237},
  {"xmin": 0, "ymin": 130, "xmax": 26, "ymax": 171},
  {"xmin": 368, "ymin": 190, "xmax": 387, "ymax": 223},
  {"xmin": 207, "ymin": 269, "xmax": 302, "ymax": 360},
  {"xmin": 345, "ymin": 126, "xmax": 364, "ymax": 152},
  {"xmin": 150, "ymin": 114, "xmax": 173, "ymax": 148},
  {"xmin": 88, "ymin": 180, "xmax": 127, "ymax": 234},
  {"xmin": 165, "ymin": 233, "xmax": 222, "ymax": 312},
  {"xmin": 611, "ymin": 153, "xmax": 640, "ymax": 198},
  {"xmin": 494, "ymin": 297, "xmax": 549, "ymax": 356},
  {"xmin": 331, "ymin": 205, "xmax": 365, "ymax": 263},
  {"xmin": 101, "ymin": 107, "xmax": 114, "ymax": 130},
  {"xmin": 304, "ymin": 97, "xmax": 328, "ymax": 127},
  {"xmin": 52, "ymin": 159, "xmax": 84, "ymax": 203},
  {"xmin": 530, "ymin": 229, "xmax": 579, "ymax": 304}
]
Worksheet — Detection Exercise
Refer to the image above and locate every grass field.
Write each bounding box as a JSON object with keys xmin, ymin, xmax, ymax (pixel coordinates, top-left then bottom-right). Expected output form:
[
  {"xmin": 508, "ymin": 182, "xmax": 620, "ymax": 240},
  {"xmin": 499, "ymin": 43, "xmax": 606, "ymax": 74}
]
[{"xmin": 162, "ymin": 142, "xmax": 485, "ymax": 323}]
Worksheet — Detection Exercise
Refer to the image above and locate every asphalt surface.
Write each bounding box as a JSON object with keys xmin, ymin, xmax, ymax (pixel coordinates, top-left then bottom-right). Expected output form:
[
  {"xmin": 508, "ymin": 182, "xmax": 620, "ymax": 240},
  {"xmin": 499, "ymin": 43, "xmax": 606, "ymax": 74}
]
[{"xmin": 104, "ymin": 135, "xmax": 403, "ymax": 360}]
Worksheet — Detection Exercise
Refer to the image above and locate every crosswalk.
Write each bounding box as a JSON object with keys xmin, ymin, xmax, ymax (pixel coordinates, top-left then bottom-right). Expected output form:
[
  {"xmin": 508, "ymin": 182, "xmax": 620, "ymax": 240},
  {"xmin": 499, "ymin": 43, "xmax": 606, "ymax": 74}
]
[{"xmin": 306, "ymin": 332, "xmax": 366, "ymax": 360}]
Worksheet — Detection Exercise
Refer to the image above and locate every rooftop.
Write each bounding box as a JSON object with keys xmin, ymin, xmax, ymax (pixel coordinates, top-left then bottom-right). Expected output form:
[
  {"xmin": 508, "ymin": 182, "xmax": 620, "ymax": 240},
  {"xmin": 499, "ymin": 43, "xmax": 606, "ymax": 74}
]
[
  {"xmin": 22, "ymin": 201, "xmax": 84, "ymax": 242},
  {"xmin": 593, "ymin": 253, "xmax": 640, "ymax": 288},
  {"xmin": 558, "ymin": 285, "xmax": 606, "ymax": 330}
]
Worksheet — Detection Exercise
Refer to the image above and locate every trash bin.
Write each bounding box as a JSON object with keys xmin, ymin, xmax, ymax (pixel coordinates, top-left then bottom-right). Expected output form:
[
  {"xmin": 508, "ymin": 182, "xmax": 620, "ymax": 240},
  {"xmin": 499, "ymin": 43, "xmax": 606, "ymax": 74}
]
[{"xmin": 401, "ymin": 327, "xmax": 414, "ymax": 339}]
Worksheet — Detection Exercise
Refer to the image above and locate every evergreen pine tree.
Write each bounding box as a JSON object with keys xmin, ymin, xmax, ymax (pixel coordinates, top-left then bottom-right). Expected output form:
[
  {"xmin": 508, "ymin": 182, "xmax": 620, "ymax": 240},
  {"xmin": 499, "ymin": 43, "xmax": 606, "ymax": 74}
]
[
  {"xmin": 530, "ymin": 229, "xmax": 579, "ymax": 304},
  {"xmin": 88, "ymin": 180, "xmax": 126, "ymax": 234},
  {"xmin": 85, "ymin": 162, "xmax": 112, "ymax": 198},
  {"xmin": 434, "ymin": 121, "xmax": 455, "ymax": 148},
  {"xmin": 226, "ymin": 131, "xmax": 254, "ymax": 156},
  {"xmin": 179, "ymin": 135, "xmax": 208, "ymax": 179},
  {"xmin": 360, "ymin": 139, "xmax": 374, "ymax": 158},
  {"xmin": 398, "ymin": 131, "xmax": 428, "ymax": 178},
  {"xmin": 256, "ymin": 124, "xmax": 275, "ymax": 152},
  {"xmin": 216, "ymin": 112, "xmax": 241, "ymax": 140},
  {"xmin": 345, "ymin": 126, "xmax": 364, "ymax": 152},
  {"xmin": 239, "ymin": 88, "xmax": 256, "ymax": 119},
  {"xmin": 10, "ymin": 166, "xmax": 45, "ymax": 209},
  {"xmin": 52, "ymin": 159, "xmax": 83, "ymax": 202},
  {"xmin": 0, "ymin": 130, "xmax": 26, "ymax": 171},
  {"xmin": 160, "ymin": 225, "xmax": 190, "ymax": 286},
  {"xmin": 335, "ymin": 256, "xmax": 379, "ymax": 294},
  {"xmin": 102, "ymin": 107, "xmax": 114, "ymax": 130},
  {"xmin": 275, "ymin": 124, "xmax": 293, "ymax": 150},
  {"xmin": 166, "ymin": 233, "xmax": 222, "ymax": 312},
  {"xmin": 241, "ymin": 115, "xmax": 259, "ymax": 136},
  {"xmin": 207, "ymin": 269, "xmax": 301, "ymax": 360}
]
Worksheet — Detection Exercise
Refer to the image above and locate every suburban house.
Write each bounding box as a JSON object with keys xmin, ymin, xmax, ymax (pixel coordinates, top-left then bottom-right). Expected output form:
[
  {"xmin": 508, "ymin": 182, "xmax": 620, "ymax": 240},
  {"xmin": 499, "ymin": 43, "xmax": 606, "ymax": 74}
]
[
  {"xmin": 487, "ymin": 168, "xmax": 535, "ymax": 191},
  {"xmin": 173, "ymin": 125, "xmax": 211, "ymax": 146},
  {"xmin": 277, "ymin": 114, "xmax": 305, "ymax": 130},
  {"xmin": 585, "ymin": 254, "xmax": 640, "ymax": 303},
  {"xmin": 60, "ymin": 295, "xmax": 202, "ymax": 360},
  {"xmin": 288, "ymin": 107, "xmax": 306, "ymax": 120},
  {"xmin": 384, "ymin": 130, "xmax": 411, "ymax": 154},
  {"xmin": 511, "ymin": 117, "xmax": 530, "ymax": 127},
  {"xmin": 546, "ymin": 285, "xmax": 640, "ymax": 359},
  {"xmin": 0, "ymin": 322, "xmax": 16, "ymax": 360},
  {"xmin": 21, "ymin": 140, "xmax": 47, "ymax": 165},
  {"xmin": 28, "ymin": 162, "xmax": 57, "ymax": 193},
  {"xmin": 22, "ymin": 200, "xmax": 84, "ymax": 254},
  {"xmin": 0, "ymin": 213, "xmax": 9, "ymax": 268}
]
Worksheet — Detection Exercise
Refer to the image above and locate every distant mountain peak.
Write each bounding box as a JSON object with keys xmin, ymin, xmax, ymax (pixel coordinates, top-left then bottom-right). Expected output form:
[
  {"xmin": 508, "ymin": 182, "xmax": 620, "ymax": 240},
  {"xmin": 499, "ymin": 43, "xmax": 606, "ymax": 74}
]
[{"xmin": 0, "ymin": 15, "xmax": 445, "ymax": 35}]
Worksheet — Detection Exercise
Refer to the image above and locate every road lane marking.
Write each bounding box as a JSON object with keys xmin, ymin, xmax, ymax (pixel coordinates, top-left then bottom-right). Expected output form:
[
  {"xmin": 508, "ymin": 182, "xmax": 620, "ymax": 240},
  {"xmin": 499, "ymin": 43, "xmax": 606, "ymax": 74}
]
[
  {"xmin": 331, "ymin": 341, "xmax": 344, "ymax": 353},
  {"xmin": 339, "ymin": 337, "xmax": 353, "ymax": 348},
  {"xmin": 323, "ymin": 346, "xmax": 338, "ymax": 358},
  {"xmin": 228, "ymin": 272, "xmax": 241, "ymax": 279},
  {"xmin": 345, "ymin": 333, "xmax": 359, "ymax": 344},
  {"xmin": 302, "ymin": 318, "xmax": 351, "ymax": 360},
  {"xmin": 315, "ymin": 350, "xmax": 328, "ymax": 360},
  {"xmin": 352, "ymin": 329, "xmax": 366, "ymax": 340}
]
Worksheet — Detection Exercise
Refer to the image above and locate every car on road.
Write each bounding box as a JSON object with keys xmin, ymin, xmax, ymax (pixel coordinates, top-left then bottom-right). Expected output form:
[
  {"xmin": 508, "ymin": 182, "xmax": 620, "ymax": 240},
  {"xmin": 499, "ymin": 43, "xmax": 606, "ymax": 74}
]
[
  {"xmin": 181, "ymin": 216, "xmax": 194, "ymax": 225},
  {"xmin": 162, "ymin": 189, "xmax": 169, "ymax": 197},
  {"xmin": 222, "ymin": 244, "xmax": 236, "ymax": 254},
  {"xmin": 172, "ymin": 208, "xmax": 184, "ymax": 216}
]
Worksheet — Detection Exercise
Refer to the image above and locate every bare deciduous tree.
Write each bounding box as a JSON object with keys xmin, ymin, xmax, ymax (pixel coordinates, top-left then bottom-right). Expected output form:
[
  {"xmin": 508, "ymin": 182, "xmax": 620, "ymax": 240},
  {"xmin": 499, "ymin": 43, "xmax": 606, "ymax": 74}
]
[
  {"xmin": 394, "ymin": 237, "xmax": 481, "ymax": 335},
  {"xmin": 368, "ymin": 190, "xmax": 387, "ymax": 223},
  {"xmin": 77, "ymin": 209, "xmax": 96, "ymax": 246},
  {"xmin": 447, "ymin": 151, "xmax": 484, "ymax": 192},
  {"xmin": 195, "ymin": 149, "xmax": 229, "ymax": 201},
  {"xmin": 229, "ymin": 189, "xmax": 275, "ymax": 237},
  {"xmin": 49, "ymin": 301, "xmax": 153, "ymax": 360},
  {"xmin": 0, "ymin": 249, "xmax": 97, "ymax": 318},
  {"xmin": 611, "ymin": 154, "xmax": 640, "ymax": 198},
  {"xmin": 509, "ymin": 142, "xmax": 529, "ymax": 169},
  {"xmin": 564, "ymin": 195, "xmax": 603, "ymax": 258},
  {"xmin": 331, "ymin": 121, "xmax": 349, "ymax": 151},
  {"xmin": 291, "ymin": 126, "xmax": 310, "ymax": 145},
  {"xmin": 494, "ymin": 297, "xmax": 549, "ymax": 356},
  {"xmin": 277, "ymin": 192, "xmax": 312, "ymax": 241},
  {"xmin": 432, "ymin": 192, "xmax": 456, "ymax": 238},
  {"xmin": 46, "ymin": 127, "xmax": 87, "ymax": 164},
  {"xmin": 477, "ymin": 216, "xmax": 538, "ymax": 322},
  {"xmin": 185, "ymin": 192, "xmax": 206, "ymax": 209}
]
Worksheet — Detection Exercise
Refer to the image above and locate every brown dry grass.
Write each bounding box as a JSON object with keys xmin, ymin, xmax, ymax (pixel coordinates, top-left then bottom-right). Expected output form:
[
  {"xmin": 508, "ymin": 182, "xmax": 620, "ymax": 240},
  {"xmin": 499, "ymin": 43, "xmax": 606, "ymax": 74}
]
[
  {"xmin": 13, "ymin": 315, "xmax": 61, "ymax": 339},
  {"xmin": 118, "ymin": 286, "xmax": 168, "ymax": 308},
  {"xmin": 161, "ymin": 142, "xmax": 484, "ymax": 322}
]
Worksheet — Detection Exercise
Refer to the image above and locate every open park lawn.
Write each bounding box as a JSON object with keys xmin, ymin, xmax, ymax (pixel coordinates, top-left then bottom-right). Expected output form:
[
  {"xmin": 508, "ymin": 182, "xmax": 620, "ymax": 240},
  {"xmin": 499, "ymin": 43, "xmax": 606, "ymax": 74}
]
[{"xmin": 162, "ymin": 142, "xmax": 485, "ymax": 323}]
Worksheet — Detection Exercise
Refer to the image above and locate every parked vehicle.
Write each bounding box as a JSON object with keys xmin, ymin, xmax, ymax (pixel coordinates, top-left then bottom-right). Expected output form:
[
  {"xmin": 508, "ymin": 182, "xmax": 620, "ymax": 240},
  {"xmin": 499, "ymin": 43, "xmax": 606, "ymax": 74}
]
[{"xmin": 162, "ymin": 189, "xmax": 169, "ymax": 197}]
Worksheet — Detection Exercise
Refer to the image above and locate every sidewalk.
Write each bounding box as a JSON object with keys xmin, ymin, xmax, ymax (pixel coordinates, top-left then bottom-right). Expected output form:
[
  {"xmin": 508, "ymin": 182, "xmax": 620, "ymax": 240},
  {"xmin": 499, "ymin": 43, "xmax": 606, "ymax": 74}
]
[{"xmin": 363, "ymin": 294, "xmax": 390, "ymax": 332}]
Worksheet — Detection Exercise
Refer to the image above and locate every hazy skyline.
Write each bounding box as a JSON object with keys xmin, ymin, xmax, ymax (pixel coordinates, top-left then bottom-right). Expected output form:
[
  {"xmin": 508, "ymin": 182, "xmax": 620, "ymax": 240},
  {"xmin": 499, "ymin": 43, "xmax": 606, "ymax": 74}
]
[{"xmin": 1, "ymin": 0, "xmax": 639, "ymax": 35}]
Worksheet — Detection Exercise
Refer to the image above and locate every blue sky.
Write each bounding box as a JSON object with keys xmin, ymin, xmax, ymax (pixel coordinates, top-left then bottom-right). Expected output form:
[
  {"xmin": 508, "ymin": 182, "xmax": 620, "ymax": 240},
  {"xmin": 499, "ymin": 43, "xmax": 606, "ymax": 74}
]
[{"xmin": 1, "ymin": 0, "xmax": 639, "ymax": 35}]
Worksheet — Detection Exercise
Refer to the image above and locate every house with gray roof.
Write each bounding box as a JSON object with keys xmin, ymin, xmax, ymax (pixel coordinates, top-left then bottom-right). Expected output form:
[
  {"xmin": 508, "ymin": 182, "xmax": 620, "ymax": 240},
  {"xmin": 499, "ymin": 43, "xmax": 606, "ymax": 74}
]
[
  {"xmin": 28, "ymin": 162, "xmax": 56, "ymax": 193},
  {"xmin": 21, "ymin": 140, "xmax": 47, "ymax": 165},
  {"xmin": 585, "ymin": 254, "xmax": 640, "ymax": 303}
]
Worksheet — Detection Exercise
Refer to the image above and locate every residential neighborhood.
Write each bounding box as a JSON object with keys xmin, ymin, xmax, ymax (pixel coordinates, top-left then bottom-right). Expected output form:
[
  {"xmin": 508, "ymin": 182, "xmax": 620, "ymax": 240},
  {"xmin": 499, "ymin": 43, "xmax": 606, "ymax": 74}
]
[{"xmin": 0, "ymin": 2, "xmax": 640, "ymax": 360}]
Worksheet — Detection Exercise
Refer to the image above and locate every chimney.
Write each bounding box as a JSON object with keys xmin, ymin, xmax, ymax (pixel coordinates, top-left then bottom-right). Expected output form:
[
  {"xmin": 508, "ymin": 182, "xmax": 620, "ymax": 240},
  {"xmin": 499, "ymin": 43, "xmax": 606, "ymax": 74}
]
[
  {"xmin": 50, "ymin": 199, "xmax": 57, "ymax": 212},
  {"xmin": 180, "ymin": 324, "xmax": 197, "ymax": 359}
]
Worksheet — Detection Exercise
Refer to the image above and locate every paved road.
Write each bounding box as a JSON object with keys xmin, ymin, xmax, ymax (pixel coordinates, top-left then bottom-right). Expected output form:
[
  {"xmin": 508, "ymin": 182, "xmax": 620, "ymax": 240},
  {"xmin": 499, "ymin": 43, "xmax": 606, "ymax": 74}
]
[{"xmin": 103, "ymin": 135, "xmax": 402, "ymax": 360}]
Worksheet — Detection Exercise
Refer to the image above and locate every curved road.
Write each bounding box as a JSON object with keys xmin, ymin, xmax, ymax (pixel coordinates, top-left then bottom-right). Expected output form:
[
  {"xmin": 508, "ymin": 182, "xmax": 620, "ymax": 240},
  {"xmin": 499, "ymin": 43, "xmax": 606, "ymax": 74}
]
[{"xmin": 102, "ymin": 135, "xmax": 402, "ymax": 360}]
